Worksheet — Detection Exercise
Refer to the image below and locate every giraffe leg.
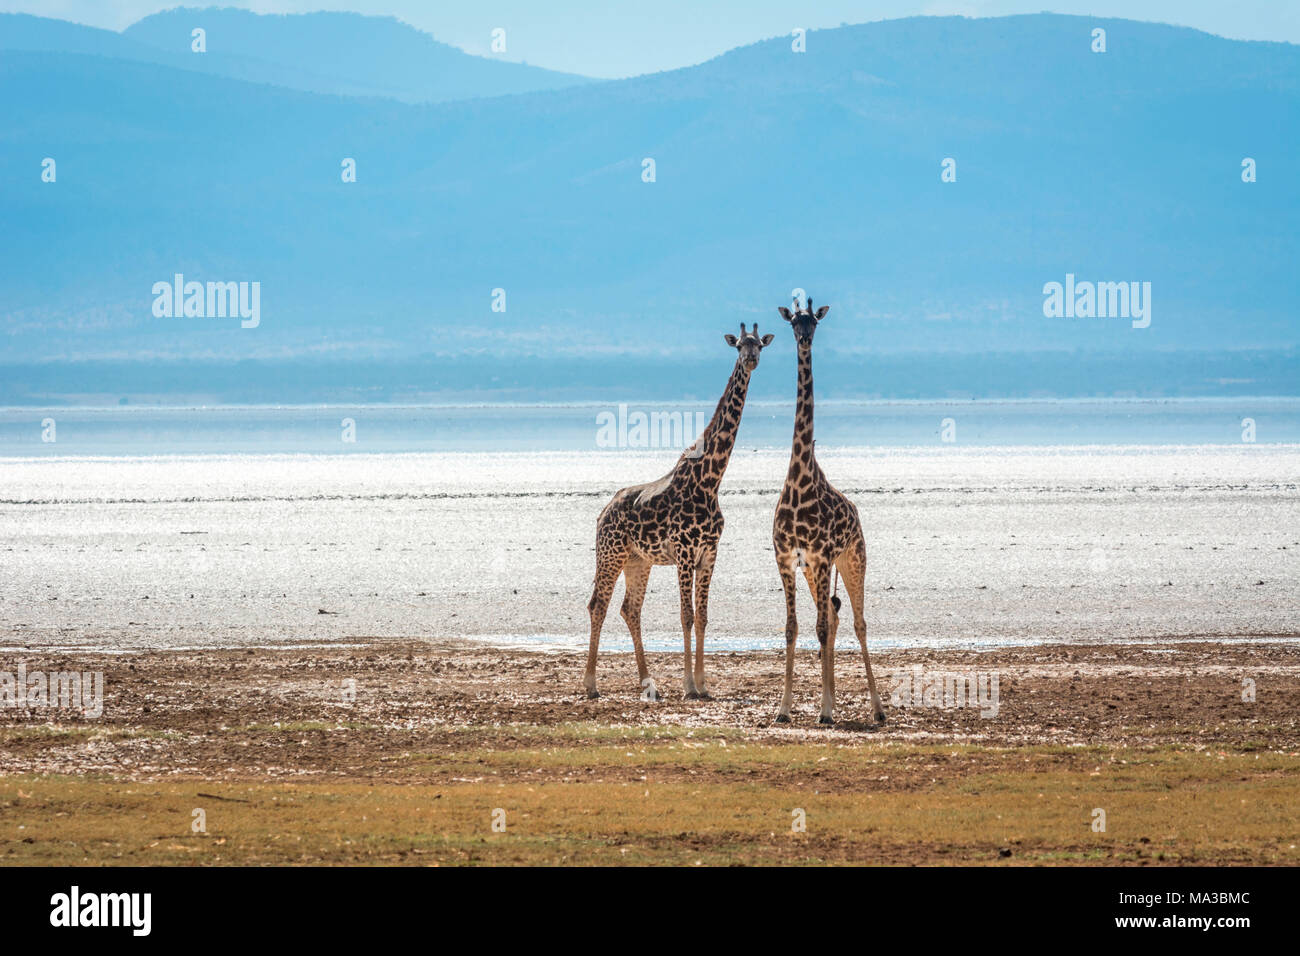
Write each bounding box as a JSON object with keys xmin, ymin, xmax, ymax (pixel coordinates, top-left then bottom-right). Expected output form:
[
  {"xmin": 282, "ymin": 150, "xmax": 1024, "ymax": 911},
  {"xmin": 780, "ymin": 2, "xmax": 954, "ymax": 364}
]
[
  {"xmin": 805, "ymin": 561, "xmax": 835, "ymax": 725},
  {"xmin": 839, "ymin": 539, "xmax": 885, "ymax": 723},
  {"xmin": 676, "ymin": 562, "xmax": 699, "ymax": 698},
  {"xmin": 775, "ymin": 556, "xmax": 798, "ymax": 722},
  {"xmin": 619, "ymin": 556, "xmax": 659, "ymax": 701},
  {"xmin": 585, "ymin": 547, "xmax": 626, "ymax": 698},
  {"xmin": 692, "ymin": 548, "xmax": 717, "ymax": 699}
]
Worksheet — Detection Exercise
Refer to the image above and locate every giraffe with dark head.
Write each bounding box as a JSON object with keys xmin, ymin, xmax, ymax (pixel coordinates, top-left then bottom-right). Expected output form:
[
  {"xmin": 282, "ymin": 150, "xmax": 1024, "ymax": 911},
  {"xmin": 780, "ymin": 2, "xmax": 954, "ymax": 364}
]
[
  {"xmin": 585, "ymin": 323, "xmax": 774, "ymax": 700},
  {"xmin": 772, "ymin": 296, "xmax": 885, "ymax": 725}
]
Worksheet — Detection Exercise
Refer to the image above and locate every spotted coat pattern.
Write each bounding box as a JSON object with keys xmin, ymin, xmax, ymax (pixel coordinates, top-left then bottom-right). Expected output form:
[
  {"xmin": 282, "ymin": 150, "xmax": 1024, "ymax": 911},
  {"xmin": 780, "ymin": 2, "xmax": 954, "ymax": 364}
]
[
  {"xmin": 772, "ymin": 300, "xmax": 886, "ymax": 726},
  {"xmin": 584, "ymin": 327, "xmax": 771, "ymax": 700}
]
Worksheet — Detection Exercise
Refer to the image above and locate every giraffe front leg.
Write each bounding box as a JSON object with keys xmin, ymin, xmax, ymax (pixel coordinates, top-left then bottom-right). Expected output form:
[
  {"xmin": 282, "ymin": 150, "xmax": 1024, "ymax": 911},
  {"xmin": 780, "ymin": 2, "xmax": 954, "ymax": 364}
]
[
  {"xmin": 619, "ymin": 557, "xmax": 658, "ymax": 701},
  {"xmin": 775, "ymin": 558, "xmax": 798, "ymax": 723},
  {"xmin": 676, "ymin": 563, "xmax": 699, "ymax": 698},
  {"xmin": 692, "ymin": 549, "xmax": 716, "ymax": 700},
  {"xmin": 585, "ymin": 549, "xmax": 625, "ymax": 699}
]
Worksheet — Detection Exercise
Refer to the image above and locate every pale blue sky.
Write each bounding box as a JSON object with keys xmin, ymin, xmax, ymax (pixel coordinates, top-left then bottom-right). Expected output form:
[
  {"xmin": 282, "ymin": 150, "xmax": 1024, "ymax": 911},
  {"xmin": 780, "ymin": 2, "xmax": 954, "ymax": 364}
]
[{"xmin": 6, "ymin": 0, "xmax": 1299, "ymax": 77}]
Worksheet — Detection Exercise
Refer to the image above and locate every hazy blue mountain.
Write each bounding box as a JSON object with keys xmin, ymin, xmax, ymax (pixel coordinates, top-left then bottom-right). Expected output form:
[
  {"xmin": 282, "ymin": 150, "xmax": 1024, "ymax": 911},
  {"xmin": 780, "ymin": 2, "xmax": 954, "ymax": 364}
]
[
  {"xmin": 120, "ymin": 7, "xmax": 592, "ymax": 102},
  {"xmin": 0, "ymin": 13, "xmax": 168, "ymax": 59},
  {"xmin": 0, "ymin": 9, "xmax": 592, "ymax": 103},
  {"xmin": 2, "ymin": 13, "xmax": 1296, "ymax": 402}
]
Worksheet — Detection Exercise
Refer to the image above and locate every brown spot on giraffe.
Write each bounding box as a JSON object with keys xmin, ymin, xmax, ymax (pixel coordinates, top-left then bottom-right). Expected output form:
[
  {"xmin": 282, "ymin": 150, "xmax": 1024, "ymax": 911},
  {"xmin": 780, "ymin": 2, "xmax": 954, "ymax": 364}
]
[
  {"xmin": 585, "ymin": 323, "xmax": 774, "ymax": 700},
  {"xmin": 771, "ymin": 296, "xmax": 885, "ymax": 726}
]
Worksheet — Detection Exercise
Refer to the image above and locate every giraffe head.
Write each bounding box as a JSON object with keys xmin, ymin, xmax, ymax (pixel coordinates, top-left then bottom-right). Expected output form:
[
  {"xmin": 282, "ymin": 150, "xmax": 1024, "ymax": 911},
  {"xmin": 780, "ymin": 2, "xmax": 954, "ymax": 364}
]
[
  {"xmin": 777, "ymin": 296, "xmax": 830, "ymax": 349},
  {"xmin": 724, "ymin": 323, "xmax": 775, "ymax": 372}
]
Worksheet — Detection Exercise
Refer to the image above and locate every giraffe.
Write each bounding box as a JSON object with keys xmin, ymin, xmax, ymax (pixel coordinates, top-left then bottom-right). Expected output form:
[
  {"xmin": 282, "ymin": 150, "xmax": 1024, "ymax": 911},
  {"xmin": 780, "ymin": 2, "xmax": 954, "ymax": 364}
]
[
  {"xmin": 585, "ymin": 323, "xmax": 774, "ymax": 701},
  {"xmin": 771, "ymin": 296, "xmax": 885, "ymax": 726}
]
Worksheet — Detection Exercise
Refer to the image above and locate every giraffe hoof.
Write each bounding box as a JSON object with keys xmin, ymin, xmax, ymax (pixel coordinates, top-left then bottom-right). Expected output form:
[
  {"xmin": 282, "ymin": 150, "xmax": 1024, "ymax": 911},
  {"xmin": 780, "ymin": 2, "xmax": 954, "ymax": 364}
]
[
  {"xmin": 698, "ymin": 691, "xmax": 714, "ymax": 701},
  {"xmin": 817, "ymin": 715, "xmax": 835, "ymax": 726},
  {"xmin": 585, "ymin": 689, "xmax": 600, "ymax": 699},
  {"xmin": 774, "ymin": 713, "xmax": 791, "ymax": 724},
  {"xmin": 875, "ymin": 711, "xmax": 887, "ymax": 725},
  {"xmin": 685, "ymin": 691, "xmax": 701, "ymax": 700}
]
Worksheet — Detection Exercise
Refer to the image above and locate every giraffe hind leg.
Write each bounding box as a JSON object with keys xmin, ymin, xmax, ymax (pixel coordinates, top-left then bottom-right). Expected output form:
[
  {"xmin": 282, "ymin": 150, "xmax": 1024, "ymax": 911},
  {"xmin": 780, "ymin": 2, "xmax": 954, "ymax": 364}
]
[
  {"xmin": 837, "ymin": 540, "xmax": 885, "ymax": 724},
  {"xmin": 804, "ymin": 560, "xmax": 836, "ymax": 725}
]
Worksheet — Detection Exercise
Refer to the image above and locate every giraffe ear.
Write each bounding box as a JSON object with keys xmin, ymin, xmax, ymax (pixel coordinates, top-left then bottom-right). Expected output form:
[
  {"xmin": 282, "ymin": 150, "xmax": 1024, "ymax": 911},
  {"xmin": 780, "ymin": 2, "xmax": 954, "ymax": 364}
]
[
  {"xmin": 814, "ymin": 306, "xmax": 829, "ymax": 320},
  {"xmin": 760, "ymin": 334, "xmax": 774, "ymax": 346},
  {"xmin": 777, "ymin": 307, "xmax": 793, "ymax": 322},
  {"xmin": 724, "ymin": 334, "xmax": 738, "ymax": 347}
]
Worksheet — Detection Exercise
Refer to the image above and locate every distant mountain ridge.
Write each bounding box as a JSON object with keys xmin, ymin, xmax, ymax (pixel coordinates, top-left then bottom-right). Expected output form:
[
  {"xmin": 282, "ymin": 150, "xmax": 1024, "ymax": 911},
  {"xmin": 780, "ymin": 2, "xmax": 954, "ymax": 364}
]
[
  {"xmin": 0, "ymin": 7, "xmax": 593, "ymax": 102},
  {"xmin": 1, "ymin": 13, "xmax": 1296, "ymax": 401}
]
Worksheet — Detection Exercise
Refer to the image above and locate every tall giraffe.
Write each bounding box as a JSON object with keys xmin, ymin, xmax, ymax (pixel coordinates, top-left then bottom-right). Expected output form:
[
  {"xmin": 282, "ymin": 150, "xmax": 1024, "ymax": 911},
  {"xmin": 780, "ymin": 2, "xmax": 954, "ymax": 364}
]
[
  {"xmin": 585, "ymin": 324, "xmax": 774, "ymax": 700},
  {"xmin": 772, "ymin": 297, "xmax": 885, "ymax": 725}
]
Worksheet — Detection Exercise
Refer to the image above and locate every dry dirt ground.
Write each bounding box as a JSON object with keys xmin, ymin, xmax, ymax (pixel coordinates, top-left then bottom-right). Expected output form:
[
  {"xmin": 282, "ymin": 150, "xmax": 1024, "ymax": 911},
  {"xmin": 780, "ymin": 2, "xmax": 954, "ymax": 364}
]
[{"xmin": 1, "ymin": 639, "xmax": 1297, "ymax": 865}]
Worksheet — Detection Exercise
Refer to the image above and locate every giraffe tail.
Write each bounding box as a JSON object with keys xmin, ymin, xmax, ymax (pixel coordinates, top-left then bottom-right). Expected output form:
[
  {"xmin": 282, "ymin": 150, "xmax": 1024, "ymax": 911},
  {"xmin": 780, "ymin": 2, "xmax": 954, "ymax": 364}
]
[{"xmin": 831, "ymin": 567, "xmax": 841, "ymax": 614}]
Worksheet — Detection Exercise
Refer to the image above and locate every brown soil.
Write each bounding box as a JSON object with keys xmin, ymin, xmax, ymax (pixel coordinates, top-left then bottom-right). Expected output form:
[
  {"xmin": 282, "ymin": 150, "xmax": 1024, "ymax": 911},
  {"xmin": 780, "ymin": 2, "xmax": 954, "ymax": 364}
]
[{"xmin": 2, "ymin": 639, "xmax": 1296, "ymax": 785}]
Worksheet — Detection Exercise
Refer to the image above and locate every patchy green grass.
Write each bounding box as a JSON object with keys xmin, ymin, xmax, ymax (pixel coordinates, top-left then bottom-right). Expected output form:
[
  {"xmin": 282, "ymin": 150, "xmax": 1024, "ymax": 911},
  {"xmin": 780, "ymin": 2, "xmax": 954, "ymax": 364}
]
[{"xmin": 1, "ymin": 728, "xmax": 1296, "ymax": 865}]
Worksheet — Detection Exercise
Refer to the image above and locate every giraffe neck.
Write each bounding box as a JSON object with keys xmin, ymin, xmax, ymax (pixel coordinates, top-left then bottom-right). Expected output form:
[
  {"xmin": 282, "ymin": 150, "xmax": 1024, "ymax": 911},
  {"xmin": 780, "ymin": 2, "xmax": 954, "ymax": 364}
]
[
  {"xmin": 788, "ymin": 344, "xmax": 815, "ymax": 477},
  {"xmin": 678, "ymin": 357, "xmax": 751, "ymax": 494}
]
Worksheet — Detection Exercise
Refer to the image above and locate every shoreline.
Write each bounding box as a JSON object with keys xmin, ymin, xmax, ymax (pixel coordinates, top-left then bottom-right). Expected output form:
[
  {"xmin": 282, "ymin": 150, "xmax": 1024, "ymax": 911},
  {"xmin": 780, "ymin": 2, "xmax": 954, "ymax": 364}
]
[{"xmin": 4, "ymin": 631, "xmax": 1300, "ymax": 657}]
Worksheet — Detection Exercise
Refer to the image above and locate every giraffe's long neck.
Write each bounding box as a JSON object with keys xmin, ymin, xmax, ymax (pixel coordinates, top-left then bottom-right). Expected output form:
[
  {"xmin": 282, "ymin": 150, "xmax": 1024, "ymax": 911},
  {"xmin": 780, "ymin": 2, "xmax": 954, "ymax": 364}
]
[
  {"xmin": 680, "ymin": 358, "xmax": 752, "ymax": 494},
  {"xmin": 788, "ymin": 344, "xmax": 814, "ymax": 478}
]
